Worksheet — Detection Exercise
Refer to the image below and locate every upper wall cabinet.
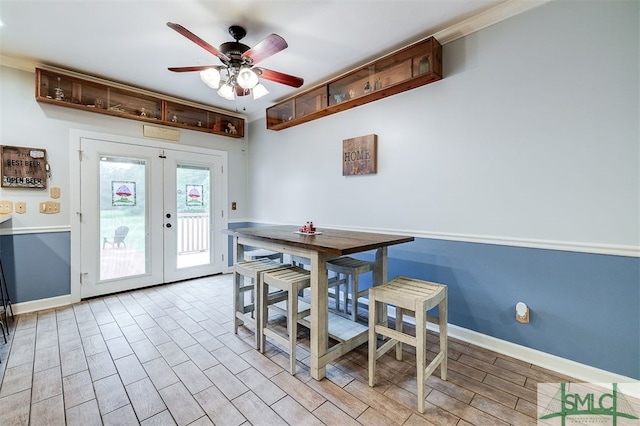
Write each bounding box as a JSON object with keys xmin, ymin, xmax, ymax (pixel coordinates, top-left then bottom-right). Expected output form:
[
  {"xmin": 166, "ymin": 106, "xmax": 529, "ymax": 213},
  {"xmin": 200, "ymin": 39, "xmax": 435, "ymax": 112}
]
[
  {"xmin": 36, "ymin": 68, "xmax": 244, "ymax": 138},
  {"xmin": 266, "ymin": 37, "xmax": 442, "ymax": 130}
]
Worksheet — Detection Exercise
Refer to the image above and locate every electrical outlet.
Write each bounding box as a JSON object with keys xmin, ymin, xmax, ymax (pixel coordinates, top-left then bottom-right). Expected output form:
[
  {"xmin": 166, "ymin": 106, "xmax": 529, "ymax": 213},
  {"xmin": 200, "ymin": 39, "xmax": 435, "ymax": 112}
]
[
  {"xmin": 516, "ymin": 302, "xmax": 530, "ymax": 323},
  {"xmin": 15, "ymin": 202, "xmax": 26, "ymax": 214},
  {"xmin": 0, "ymin": 200, "xmax": 13, "ymax": 214}
]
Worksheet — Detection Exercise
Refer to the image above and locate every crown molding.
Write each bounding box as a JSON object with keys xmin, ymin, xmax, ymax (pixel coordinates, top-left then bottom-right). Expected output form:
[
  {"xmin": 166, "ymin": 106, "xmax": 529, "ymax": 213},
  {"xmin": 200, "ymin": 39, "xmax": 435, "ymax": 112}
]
[
  {"xmin": 432, "ymin": 0, "xmax": 553, "ymax": 44},
  {"xmin": 0, "ymin": 54, "xmax": 37, "ymax": 72}
]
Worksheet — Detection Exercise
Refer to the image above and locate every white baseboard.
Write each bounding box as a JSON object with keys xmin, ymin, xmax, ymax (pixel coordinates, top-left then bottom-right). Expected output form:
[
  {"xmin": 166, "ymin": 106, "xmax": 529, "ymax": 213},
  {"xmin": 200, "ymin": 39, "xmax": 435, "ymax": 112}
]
[
  {"xmin": 11, "ymin": 294, "xmax": 74, "ymax": 315},
  {"xmin": 444, "ymin": 323, "xmax": 638, "ymax": 387}
]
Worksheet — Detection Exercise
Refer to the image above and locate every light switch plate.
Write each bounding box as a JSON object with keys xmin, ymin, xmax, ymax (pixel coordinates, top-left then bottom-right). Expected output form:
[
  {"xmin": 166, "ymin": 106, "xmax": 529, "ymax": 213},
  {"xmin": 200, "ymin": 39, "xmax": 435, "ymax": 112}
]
[
  {"xmin": 0, "ymin": 200, "xmax": 13, "ymax": 214},
  {"xmin": 50, "ymin": 187, "xmax": 61, "ymax": 199}
]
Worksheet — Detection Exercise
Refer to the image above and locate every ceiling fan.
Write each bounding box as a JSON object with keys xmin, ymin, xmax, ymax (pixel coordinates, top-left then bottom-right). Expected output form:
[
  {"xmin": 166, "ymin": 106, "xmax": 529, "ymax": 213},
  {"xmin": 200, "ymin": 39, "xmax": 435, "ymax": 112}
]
[{"xmin": 166, "ymin": 22, "xmax": 304, "ymax": 101}]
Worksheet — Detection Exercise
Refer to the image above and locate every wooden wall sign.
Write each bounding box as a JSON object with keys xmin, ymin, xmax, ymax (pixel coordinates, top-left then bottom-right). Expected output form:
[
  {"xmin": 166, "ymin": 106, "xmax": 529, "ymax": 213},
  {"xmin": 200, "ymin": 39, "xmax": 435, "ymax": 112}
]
[
  {"xmin": 343, "ymin": 134, "xmax": 377, "ymax": 176},
  {"xmin": 1, "ymin": 145, "xmax": 47, "ymax": 188}
]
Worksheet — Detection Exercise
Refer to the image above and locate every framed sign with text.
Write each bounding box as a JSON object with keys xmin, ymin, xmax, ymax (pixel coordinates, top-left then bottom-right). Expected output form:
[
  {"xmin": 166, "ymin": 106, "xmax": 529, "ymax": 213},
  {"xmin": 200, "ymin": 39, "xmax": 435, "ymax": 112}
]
[
  {"xmin": 343, "ymin": 134, "xmax": 377, "ymax": 176},
  {"xmin": 1, "ymin": 145, "xmax": 47, "ymax": 188}
]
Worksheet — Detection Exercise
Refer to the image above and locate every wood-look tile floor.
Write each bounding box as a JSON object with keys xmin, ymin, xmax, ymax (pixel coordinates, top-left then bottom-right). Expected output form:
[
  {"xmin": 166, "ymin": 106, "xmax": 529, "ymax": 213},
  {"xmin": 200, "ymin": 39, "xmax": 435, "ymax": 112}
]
[{"xmin": 0, "ymin": 273, "xmax": 577, "ymax": 425}]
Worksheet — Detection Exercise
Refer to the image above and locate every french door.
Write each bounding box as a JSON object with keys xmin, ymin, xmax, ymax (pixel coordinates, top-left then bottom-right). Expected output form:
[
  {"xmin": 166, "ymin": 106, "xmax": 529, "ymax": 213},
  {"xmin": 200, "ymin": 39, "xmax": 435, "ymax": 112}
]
[{"xmin": 76, "ymin": 136, "xmax": 226, "ymax": 299}]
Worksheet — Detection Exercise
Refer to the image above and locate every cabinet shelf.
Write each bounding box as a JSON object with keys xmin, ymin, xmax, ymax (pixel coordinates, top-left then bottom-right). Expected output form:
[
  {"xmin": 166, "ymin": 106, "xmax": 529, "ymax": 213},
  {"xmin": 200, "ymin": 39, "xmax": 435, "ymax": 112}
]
[
  {"xmin": 36, "ymin": 68, "xmax": 244, "ymax": 138},
  {"xmin": 266, "ymin": 36, "xmax": 442, "ymax": 131}
]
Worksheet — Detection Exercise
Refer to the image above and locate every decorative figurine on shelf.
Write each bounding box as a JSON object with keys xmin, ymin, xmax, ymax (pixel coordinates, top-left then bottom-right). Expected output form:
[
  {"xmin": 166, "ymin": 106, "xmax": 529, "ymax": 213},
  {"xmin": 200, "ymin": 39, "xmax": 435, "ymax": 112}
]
[
  {"xmin": 171, "ymin": 115, "xmax": 178, "ymax": 122},
  {"xmin": 212, "ymin": 123, "xmax": 220, "ymax": 132},
  {"xmin": 364, "ymin": 81, "xmax": 371, "ymax": 93},
  {"xmin": 419, "ymin": 55, "xmax": 430, "ymax": 75},
  {"xmin": 140, "ymin": 107, "xmax": 147, "ymax": 117},
  {"xmin": 54, "ymin": 77, "xmax": 64, "ymax": 101},
  {"xmin": 226, "ymin": 122, "xmax": 237, "ymax": 134},
  {"xmin": 197, "ymin": 121, "xmax": 202, "ymax": 127},
  {"xmin": 374, "ymin": 78, "xmax": 382, "ymax": 90},
  {"xmin": 94, "ymin": 98, "xmax": 103, "ymax": 109},
  {"xmin": 333, "ymin": 93, "xmax": 346, "ymax": 104},
  {"xmin": 349, "ymin": 89, "xmax": 356, "ymax": 99}
]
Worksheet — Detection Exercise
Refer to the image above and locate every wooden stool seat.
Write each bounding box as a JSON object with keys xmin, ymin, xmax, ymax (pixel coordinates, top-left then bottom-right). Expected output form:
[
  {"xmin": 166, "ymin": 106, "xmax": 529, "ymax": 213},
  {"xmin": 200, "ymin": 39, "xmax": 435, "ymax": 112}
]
[
  {"xmin": 233, "ymin": 259, "xmax": 290, "ymax": 349},
  {"xmin": 260, "ymin": 266, "xmax": 311, "ymax": 375},
  {"xmin": 326, "ymin": 256, "xmax": 375, "ymax": 321},
  {"xmin": 368, "ymin": 276, "xmax": 448, "ymax": 413}
]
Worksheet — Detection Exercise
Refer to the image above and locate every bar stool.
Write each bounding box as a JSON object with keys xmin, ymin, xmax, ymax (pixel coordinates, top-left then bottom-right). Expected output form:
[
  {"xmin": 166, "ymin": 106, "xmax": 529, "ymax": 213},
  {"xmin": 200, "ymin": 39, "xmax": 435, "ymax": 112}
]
[
  {"xmin": 368, "ymin": 276, "xmax": 448, "ymax": 413},
  {"xmin": 259, "ymin": 266, "xmax": 311, "ymax": 375},
  {"xmin": 326, "ymin": 256, "xmax": 375, "ymax": 321},
  {"xmin": 291, "ymin": 255, "xmax": 346, "ymax": 313},
  {"xmin": 234, "ymin": 258, "xmax": 289, "ymax": 348}
]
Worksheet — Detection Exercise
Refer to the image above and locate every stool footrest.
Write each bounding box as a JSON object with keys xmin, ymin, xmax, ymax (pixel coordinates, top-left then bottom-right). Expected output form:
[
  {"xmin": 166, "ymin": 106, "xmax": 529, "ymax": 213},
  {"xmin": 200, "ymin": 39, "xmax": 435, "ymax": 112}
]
[
  {"xmin": 271, "ymin": 299, "xmax": 311, "ymax": 319},
  {"xmin": 373, "ymin": 324, "xmax": 415, "ymax": 347},
  {"xmin": 425, "ymin": 351, "xmax": 446, "ymax": 378},
  {"xmin": 375, "ymin": 337, "xmax": 398, "ymax": 361}
]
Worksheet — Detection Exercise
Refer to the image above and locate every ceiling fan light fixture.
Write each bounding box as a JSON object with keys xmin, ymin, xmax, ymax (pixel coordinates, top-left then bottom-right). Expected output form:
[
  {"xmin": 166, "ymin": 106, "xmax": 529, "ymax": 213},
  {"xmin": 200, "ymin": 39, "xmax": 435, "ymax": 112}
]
[
  {"xmin": 217, "ymin": 82, "xmax": 235, "ymax": 101},
  {"xmin": 237, "ymin": 67, "xmax": 259, "ymax": 89},
  {"xmin": 199, "ymin": 68, "xmax": 220, "ymax": 89},
  {"xmin": 167, "ymin": 22, "xmax": 303, "ymax": 102},
  {"xmin": 252, "ymin": 83, "xmax": 269, "ymax": 100}
]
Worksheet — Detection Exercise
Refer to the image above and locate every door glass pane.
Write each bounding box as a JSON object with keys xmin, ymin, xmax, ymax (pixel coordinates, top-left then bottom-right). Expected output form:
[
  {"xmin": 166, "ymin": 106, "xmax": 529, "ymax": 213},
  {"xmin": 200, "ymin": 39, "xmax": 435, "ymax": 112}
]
[
  {"xmin": 176, "ymin": 163, "xmax": 210, "ymax": 269},
  {"xmin": 100, "ymin": 156, "xmax": 148, "ymax": 280}
]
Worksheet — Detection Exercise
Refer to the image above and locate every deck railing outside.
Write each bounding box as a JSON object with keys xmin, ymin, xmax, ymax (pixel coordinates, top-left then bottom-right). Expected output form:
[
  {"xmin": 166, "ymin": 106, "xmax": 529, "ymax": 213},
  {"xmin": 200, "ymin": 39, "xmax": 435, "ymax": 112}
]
[{"xmin": 177, "ymin": 213, "xmax": 209, "ymax": 254}]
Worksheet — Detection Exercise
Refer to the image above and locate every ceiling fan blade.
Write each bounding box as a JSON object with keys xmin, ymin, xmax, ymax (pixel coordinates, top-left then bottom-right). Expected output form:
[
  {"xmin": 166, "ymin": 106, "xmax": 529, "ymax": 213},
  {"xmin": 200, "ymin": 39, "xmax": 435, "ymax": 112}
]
[
  {"xmin": 168, "ymin": 65, "xmax": 220, "ymax": 73},
  {"xmin": 256, "ymin": 68, "xmax": 304, "ymax": 88},
  {"xmin": 241, "ymin": 34, "xmax": 288, "ymax": 65},
  {"xmin": 166, "ymin": 22, "xmax": 231, "ymax": 62}
]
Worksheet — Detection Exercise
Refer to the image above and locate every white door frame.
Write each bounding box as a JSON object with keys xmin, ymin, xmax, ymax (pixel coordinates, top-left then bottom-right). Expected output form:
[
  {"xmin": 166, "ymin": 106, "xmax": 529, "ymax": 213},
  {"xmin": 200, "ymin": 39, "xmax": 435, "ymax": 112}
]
[{"xmin": 70, "ymin": 129, "xmax": 228, "ymax": 303}]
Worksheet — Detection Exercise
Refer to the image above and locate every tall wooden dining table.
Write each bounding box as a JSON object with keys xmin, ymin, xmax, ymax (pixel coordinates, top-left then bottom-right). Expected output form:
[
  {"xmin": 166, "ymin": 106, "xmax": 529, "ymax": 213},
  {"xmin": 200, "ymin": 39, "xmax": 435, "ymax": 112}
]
[{"xmin": 225, "ymin": 225, "xmax": 414, "ymax": 380}]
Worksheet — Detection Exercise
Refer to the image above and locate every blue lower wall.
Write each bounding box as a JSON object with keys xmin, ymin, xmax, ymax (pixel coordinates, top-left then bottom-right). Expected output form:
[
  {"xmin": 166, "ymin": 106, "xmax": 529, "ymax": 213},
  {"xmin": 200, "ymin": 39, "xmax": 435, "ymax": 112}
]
[
  {"xmin": 0, "ymin": 232, "xmax": 71, "ymax": 304},
  {"xmin": 386, "ymin": 239, "xmax": 639, "ymax": 380},
  {"xmin": 230, "ymin": 222, "xmax": 639, "ymax": 379}
]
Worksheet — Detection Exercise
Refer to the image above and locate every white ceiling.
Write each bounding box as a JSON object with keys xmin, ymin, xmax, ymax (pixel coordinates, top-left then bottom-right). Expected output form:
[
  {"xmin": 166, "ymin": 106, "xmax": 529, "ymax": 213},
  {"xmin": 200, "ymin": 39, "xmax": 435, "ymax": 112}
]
[{"xmin": 0, "ymin": 0, "xmax": 507, "ymax": 122}]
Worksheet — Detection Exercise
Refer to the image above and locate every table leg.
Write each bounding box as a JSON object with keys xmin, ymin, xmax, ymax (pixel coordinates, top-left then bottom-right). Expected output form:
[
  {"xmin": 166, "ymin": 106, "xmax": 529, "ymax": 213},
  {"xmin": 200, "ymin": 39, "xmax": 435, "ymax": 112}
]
[
  {"xmin": 233, "ymin": 236, "xmax": 246, "ymax": 264},
  {"xmin": 374, "ymin": 246, "xmax": 388, "ymax": 286},
  {"xmin": 374, "ymin": 247, "xmax": 388, "ymax": 325},
  {"xmin": 310, "ymin": 251, "xmax": 328, "ymax": 380}
]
